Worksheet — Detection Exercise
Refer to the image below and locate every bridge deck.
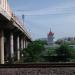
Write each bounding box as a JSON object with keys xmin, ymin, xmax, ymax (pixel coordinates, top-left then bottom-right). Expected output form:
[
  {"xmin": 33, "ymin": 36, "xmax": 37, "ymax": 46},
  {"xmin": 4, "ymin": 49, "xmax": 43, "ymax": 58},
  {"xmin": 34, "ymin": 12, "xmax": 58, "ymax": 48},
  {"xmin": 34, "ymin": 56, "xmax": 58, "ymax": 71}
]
[{"xmin": 0, "ymin": 0, "xmax": 31, "ymax": 41}]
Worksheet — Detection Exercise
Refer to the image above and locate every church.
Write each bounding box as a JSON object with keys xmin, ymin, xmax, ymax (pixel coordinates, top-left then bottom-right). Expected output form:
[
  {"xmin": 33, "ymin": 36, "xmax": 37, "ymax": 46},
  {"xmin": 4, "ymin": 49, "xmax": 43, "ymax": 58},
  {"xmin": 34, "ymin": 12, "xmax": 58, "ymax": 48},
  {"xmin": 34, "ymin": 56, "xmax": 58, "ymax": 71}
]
[{"xmin": 47, "ymin": 29, "xmax": 54, "ymax": 45}]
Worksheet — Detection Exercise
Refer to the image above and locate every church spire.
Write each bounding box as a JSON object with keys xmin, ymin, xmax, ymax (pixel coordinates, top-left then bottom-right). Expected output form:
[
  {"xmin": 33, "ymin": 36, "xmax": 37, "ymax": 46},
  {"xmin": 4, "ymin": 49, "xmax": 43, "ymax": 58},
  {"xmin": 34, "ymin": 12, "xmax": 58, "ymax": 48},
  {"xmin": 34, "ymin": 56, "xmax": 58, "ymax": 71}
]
[
  {"xmin": 48, "ymin": 28, "xmax": 54, "ymax": 36},
  {"xmin": 50, "ymin": 28, "xmax": 51, "ymax": 32},
  {"xmin": 47, "ymin": 28, "xmax": 54, "ymax": 45}
]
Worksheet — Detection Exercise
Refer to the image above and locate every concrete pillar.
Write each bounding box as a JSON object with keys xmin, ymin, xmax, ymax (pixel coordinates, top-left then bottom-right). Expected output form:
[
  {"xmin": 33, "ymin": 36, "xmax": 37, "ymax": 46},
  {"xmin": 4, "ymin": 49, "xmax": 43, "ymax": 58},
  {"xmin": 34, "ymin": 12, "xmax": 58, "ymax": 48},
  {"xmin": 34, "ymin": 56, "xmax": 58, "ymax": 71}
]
[
  {"xmin": 17, "ymin": 36, "xmax": 20, "ymax": 61},
  {"xmin": 0, "ymin": 30, "xmax": 4, "ymax": 64},
  {"xmin": 5, "ymin": 34, "xmax": 10, "ymax": 62},
  {"xmin": 10, "ymin": 32, "xmax": 14, "ymax": 59},
  {"xmin": 25, "ymin": 40, "xmax": 27, "ymax": 48},
  {"xmin": 24, "ymin": 39, "xmax": 25, "ymax": 49},
  {"xmin": 25, "ymin": 40, "xmax": 28, "ymax": 48},
  {"xmin": 26, "ymin": 41, "xmax": 28, "ymax": 48},
  {"xmin": 21, "ymin": 38, "xmax": 23, "ymax": 50}
]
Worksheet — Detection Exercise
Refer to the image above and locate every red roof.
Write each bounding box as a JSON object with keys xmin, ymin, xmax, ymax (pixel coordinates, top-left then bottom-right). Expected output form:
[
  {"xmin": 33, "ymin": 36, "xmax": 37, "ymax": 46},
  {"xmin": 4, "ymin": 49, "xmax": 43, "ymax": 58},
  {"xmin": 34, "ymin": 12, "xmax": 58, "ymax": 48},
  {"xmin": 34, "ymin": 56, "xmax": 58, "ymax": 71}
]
[{"xmin": 48, "ymin": 31, "xmax": 54, "ymax": 36}]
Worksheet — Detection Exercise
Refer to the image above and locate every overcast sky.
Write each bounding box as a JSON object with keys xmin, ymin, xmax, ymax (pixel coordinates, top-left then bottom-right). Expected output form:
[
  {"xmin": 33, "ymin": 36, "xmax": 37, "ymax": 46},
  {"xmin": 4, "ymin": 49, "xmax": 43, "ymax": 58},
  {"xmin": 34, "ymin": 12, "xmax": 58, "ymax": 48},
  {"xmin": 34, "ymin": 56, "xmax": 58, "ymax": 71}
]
[{"xmin": 9, "ymin": 0, "xmax": 75, "ymax": 40}]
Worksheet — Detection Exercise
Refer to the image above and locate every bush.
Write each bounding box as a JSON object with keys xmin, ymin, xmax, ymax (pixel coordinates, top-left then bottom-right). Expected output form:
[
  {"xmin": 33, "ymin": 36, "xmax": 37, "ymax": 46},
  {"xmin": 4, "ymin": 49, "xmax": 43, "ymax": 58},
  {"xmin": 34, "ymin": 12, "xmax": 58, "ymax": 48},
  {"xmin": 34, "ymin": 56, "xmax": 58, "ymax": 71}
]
[
  {"xmin": 56, "ymin": 44, "xmax": 73, "ymax": 62},
  {"xmin": 21, "ymin": 40, "xmax": 45, "ymax": 62}
]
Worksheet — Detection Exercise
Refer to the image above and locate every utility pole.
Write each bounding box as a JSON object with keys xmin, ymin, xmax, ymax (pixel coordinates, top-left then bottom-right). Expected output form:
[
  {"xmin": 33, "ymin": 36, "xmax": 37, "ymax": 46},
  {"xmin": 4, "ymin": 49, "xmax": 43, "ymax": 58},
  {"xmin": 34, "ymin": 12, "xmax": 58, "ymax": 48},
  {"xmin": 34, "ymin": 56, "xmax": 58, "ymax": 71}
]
[{"xmin": 22, "ymin": 14, "xmax": 24, "ymax": 25}]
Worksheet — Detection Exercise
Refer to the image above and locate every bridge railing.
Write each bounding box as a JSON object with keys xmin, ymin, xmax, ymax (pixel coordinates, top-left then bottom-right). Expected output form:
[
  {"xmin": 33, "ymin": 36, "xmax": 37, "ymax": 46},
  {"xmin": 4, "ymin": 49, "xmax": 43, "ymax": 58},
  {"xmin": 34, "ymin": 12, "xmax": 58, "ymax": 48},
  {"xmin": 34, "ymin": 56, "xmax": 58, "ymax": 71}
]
[{"xmin": 0, "ymin": 0, "xmax": 13, "ymax": 17}]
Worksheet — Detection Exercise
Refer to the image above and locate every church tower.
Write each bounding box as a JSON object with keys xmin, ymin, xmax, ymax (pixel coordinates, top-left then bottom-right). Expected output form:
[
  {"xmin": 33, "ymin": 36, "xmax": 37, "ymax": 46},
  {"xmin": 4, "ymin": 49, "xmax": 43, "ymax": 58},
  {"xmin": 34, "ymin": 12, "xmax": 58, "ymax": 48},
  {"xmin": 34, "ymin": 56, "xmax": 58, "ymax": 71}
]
[{"xmin": 47, "ymin": 28, "xmax": 54, "ymax": 45}]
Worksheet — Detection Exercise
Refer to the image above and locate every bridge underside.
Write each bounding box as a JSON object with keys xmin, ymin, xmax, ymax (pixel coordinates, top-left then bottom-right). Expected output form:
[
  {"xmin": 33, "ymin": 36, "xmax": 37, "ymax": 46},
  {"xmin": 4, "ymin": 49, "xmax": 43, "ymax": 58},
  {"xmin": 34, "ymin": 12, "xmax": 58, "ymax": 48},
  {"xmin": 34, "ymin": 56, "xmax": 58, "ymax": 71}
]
[{"xmin": 0, "ymin": 13, "xmax": 31, "ymax": 64}]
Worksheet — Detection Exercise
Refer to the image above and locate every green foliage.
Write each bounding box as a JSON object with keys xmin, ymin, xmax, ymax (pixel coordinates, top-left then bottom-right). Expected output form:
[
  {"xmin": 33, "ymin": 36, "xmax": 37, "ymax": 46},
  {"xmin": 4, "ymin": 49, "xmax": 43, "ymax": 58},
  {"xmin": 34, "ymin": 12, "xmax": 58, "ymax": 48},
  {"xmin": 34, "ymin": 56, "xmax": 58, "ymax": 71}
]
[
  {"xmin": 68, "ymin": 46, "xmax": 75, "ymax": 62},
  {"xmin": 56, "ymin": 44, "xmax": 74, "ymax": 61},
  {"xmin": 44, "ymin": 44, "xmax": 75, "ymax": 62},
  {"xmin": 21, "ymin": 40, "xmax": 75, "ymax": 62},
  {"xmin": 21, "ymin": 40, "xmax": 45, "ymax": 62}
]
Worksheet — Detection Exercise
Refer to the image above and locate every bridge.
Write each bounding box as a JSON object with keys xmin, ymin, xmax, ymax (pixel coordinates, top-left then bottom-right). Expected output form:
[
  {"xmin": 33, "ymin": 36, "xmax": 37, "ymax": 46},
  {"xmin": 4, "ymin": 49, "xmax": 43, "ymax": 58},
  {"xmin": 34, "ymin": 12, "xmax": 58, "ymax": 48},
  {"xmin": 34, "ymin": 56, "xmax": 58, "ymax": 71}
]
[{"xmin": 0, "ymin": 0, "xmax": 32, "ymax": 64}]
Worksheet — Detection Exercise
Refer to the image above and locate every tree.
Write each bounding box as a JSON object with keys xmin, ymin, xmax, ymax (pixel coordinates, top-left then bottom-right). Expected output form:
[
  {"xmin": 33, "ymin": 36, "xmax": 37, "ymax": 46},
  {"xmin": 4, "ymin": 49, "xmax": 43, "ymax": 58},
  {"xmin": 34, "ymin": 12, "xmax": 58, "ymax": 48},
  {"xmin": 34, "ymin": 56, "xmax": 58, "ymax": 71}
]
[
  {"xmin": 56, "ymin": 44, "xmax": 71, "ymax": 62},
  {"xmin": 21, "ymin": 40, "xmax": 75, "ymax": 62},
  {"xmin": 21, "ymin": 40, "xmax": 45, "ymax": 62}
]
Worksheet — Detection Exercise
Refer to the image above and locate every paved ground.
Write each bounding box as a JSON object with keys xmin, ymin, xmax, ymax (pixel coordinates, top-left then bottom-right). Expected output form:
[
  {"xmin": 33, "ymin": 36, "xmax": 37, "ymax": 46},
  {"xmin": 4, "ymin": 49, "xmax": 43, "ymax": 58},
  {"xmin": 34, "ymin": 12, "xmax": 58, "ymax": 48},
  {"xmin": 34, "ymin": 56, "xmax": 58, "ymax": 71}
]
[{"xmin": 0, "ymin": 67, "xmax": 75, "ymax": 75}]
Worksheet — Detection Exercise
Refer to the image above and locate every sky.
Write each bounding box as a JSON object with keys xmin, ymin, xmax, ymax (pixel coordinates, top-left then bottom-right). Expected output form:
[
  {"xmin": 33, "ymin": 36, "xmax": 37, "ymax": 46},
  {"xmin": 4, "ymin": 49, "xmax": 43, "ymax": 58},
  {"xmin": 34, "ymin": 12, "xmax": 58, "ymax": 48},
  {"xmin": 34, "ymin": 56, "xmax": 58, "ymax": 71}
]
[{"xmin": 8, "ymin": 0, "xmax": 75, "ymax": 40}]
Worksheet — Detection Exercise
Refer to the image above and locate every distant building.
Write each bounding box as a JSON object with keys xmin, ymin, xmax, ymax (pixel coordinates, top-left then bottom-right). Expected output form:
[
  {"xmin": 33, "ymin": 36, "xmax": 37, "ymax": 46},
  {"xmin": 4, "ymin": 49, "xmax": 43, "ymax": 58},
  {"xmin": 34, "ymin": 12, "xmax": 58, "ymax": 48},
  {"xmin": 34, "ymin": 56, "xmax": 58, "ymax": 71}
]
[
  {"xmin": 47, "ymin": 29, "xmax": 54, "ymax": 45},
  {"xmin": 38, "ymin": 29, "xmax": 59, "ymax": 48},
  {"xmin": 57, "ymin": 37, "xmax": 75, "ymax": 43}
]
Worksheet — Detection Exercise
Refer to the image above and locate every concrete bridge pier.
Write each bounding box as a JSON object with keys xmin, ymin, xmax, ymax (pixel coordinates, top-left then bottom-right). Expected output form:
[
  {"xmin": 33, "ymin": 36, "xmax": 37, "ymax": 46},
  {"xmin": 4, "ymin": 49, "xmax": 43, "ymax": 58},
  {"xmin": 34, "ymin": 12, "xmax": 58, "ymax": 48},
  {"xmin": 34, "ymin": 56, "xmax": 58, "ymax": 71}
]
[
  {"xmin": 24, "ymin": 38, "xmax": 26, "ymax": 48},
  {"xmin": 21, "ymin": 37, "xmax": 23, "ymax": 50},
  {"xmin": 10, "ymin": 32, "xmax": 14, "ymax": 63},
  {"xmin": 0, "ymin": 30, "xmax": 31, "ymax": 64},
  {"xmin": 20, "ymin": 37, "xmax": 26, "ymax": 60},
  {"xmin": 17, "ymin": 36, "xmax": 20, "ymax": 61},
  {"xmin": 0, "ymin": 30, "xmax": 4, "ymax": 64},
  {"xmin": 25, "ymin": 40, "xmax": 28, "ymax": 48}
]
